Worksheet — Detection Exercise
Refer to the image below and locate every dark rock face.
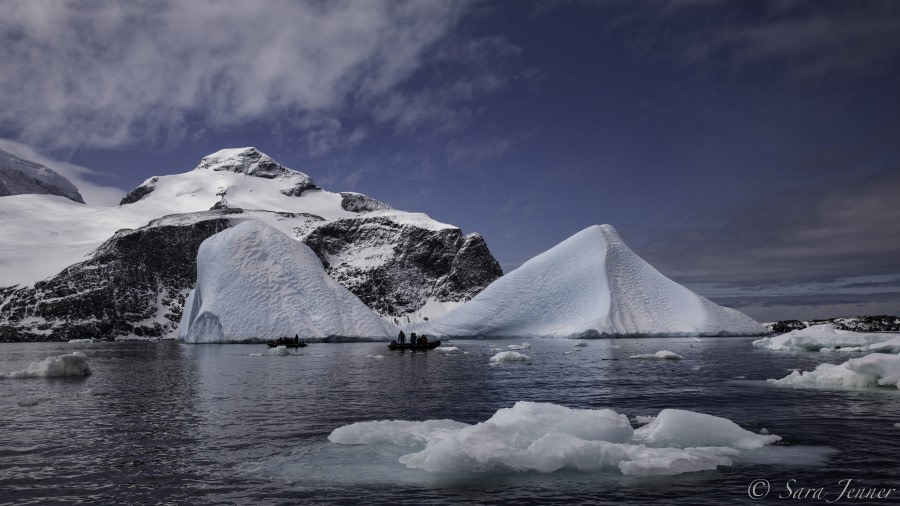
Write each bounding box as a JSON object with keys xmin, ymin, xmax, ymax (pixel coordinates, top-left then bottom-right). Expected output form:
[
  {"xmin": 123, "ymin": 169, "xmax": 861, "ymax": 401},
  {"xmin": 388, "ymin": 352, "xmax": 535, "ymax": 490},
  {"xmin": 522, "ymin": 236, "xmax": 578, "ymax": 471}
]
[
  {"xmin": 339, "ymin": 192, "xmax": 391, "ymax": 213},
  {"xmin": 765, "ymin": 315, "xmax": 900, "ymax": 334},
  {"xmin": 832, "ymin": 315, "xmax": 900, "ymax": 332},
  {"xmin": 0, "ymin": 148, "xmax": 84, "ymax": 203},
  {"xmin": 120, "ymin": 177, "xmax": 158, "ymax": 205},
  {"xmin": 0, "ymin": 213, "xmax": 233, "ymax": 341},
  {"xmin": 303, "ymin": 215, "xmax": 502, "ymax": 323},
  {"xmin": 764, "ymin": 320, "xmax": 806, "ymax": 333}
]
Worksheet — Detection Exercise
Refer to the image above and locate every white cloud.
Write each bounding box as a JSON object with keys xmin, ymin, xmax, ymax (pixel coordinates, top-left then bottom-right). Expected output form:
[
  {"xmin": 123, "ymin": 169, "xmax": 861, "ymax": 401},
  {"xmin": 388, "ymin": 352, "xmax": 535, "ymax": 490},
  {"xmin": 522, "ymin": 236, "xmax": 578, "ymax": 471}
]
[{"xmin": 0, "ymin": 0, "xmax": 468, "ymax": 150}]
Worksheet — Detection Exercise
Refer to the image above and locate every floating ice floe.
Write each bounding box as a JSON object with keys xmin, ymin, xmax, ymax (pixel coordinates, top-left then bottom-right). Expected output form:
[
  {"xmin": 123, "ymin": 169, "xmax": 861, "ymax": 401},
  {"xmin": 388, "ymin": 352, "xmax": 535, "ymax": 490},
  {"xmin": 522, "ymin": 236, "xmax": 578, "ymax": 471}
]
[
  {"xmin": 632, "ymin": 415, "xmax": 656, "ymax": 424},
  {"xmin": 573, "ymin": 340, "xmax": 588, "ymax": 347},
  {"xmin": 869, "ymin": 336, "xmax": 900, "ymax": 353},
  {"xmin": 328, "ymin": 402, "xmax": 781, "ymax": 476},
  {"xmin": 268, "ymin": 345, "xmax": 289, "ymax": 356},
  {"xmin": 367, "ymin": 354, "xmax": 386, "ymax": 359},
  {"xmin": 768, "ymin": 353, "xmax": 900, "ymax": 390},
  {"xmin": 490, "ymin": 351, "xmax": 532, "ymax": 364},
  {"xmin": 434, "ymin": 346, "xmax": 460, "ymax": 353},
  {"xmin": 1, "ymin": 352, "xmax": 92, "ymax": 379},
  {"xmin": 752, "ymin": 324, "xmax": 890, "ymax": 352},
  {"xmin": 629, "ymin": 350, "xmax": 684, "ymax": 360},
  {"xmin": 507, "ymin": 343, "xmax": 531, "ymax": 350}
]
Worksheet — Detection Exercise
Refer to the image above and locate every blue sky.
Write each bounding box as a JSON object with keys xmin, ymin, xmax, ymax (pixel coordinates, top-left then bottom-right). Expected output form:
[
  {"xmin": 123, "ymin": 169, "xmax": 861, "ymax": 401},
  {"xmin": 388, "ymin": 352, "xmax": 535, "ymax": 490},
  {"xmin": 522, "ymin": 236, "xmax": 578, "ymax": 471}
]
[{"xmin": 2, "ymin": 0, "xmax": 899, "ymax": 321}]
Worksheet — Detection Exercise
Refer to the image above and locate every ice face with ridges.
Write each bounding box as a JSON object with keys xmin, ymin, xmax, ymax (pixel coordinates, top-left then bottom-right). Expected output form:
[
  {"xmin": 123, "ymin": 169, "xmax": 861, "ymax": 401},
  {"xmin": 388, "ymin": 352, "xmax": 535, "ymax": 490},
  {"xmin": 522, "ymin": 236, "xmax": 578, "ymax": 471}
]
[
  {"xmin": 178, "ymin": 220, "xmax": 398, "ymax": 343},
  {"xmin": 414, "ymin": 224, "xmax": 763, "ymax": 338}
]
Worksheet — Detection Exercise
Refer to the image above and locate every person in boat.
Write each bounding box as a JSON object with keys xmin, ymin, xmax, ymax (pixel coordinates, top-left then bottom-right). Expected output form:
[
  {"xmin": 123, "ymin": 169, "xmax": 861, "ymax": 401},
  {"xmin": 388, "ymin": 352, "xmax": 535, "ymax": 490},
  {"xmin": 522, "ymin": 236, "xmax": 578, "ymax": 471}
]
[
  {"xmin": 410, "ymin": 332, "xmax": 417, "ymax": 344},
  {"xmin": 418, "ymin": 334, "xmax": 428, "ymax": 345},
  {"xmin": 398, "ymin": 330, "xmax": 406, "ymax": 344},
  {"xmin": 294, "ymin": 334, "xmax": 299, "ymax": 344}
]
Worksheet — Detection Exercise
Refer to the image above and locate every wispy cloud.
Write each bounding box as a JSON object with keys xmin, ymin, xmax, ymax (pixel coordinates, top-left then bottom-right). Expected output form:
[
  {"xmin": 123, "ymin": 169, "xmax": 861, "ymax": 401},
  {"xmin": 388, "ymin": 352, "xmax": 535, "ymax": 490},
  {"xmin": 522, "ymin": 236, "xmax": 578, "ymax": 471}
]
[
  {"xmin": 634, "ymin": 167, "xmax": 900, "ymax": 284},
  {"xmin": 0, "ymin": 0, "xmax": 480, "ymax": 151}
]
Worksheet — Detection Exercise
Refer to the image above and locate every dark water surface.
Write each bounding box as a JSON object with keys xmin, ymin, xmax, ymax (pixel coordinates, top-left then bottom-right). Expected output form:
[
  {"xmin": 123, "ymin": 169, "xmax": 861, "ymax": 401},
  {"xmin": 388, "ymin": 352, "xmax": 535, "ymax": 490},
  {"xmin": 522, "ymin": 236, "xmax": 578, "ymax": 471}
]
[{"xmin": 2, "ymin": 337, "xmax": 899, "ymax": 505}]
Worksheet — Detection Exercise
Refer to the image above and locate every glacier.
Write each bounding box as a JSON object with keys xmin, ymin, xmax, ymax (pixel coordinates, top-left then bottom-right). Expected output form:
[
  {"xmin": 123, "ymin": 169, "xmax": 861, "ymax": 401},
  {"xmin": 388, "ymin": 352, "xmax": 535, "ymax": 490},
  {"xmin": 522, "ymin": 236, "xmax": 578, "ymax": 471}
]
[
  {"xmin": 178, "ymin": 220, "xmax": 397, "ymax": 343},
  {"xmin": 413, "ymin": 225, "xmax": 764, "ymax": 338}
]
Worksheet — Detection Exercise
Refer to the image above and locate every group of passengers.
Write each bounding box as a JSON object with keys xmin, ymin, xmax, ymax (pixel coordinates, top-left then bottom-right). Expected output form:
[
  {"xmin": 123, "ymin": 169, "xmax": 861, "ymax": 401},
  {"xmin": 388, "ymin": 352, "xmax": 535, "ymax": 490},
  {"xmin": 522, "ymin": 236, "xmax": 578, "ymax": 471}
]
[{"xmin": 396, "ymin": 330, "xmax": 428, "ymax": 345}]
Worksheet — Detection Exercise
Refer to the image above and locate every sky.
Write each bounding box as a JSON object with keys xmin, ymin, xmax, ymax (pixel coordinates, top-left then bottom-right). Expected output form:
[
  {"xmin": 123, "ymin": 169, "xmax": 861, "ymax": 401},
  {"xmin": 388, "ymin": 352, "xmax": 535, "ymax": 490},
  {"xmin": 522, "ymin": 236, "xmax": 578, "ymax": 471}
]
[{"xmin": 1, "ymin": 0, "xmax": 899, "ymax": 321}]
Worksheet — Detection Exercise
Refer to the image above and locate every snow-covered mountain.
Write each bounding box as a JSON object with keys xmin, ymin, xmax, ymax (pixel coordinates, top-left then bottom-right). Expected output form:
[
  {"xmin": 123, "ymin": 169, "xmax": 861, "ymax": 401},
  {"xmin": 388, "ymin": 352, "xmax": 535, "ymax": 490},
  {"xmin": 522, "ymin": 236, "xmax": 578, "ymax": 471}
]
[
  {"xmin": 413, "ymin": 225, "xmax": 764, "ymax": 338},
  {"xmin": 0, "ymin": 147, "xmax": 501, "ymax": 341},
  {"xmin": 0, "ymin": 147, "xmax": 84, "ymax": 203},
  {"xmin": 179, "ymin": 221, "xmax": 397, "ymax": 342}
]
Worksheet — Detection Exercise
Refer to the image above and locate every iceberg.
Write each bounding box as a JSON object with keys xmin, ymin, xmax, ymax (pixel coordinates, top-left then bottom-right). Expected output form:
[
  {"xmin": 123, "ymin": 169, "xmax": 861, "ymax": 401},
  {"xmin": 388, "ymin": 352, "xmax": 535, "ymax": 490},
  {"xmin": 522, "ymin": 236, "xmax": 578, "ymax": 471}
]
[
  {"xmin": 752, "ymin": 324, "xmax": 890, "ymax": 351},
  {"xmin": 413, "ymin": 225, "xmax": 763, "ymax": 338},
  {"xmin": 328, "ymin": 402, "xmax": 781, "ymax": 476},
  {"xmin": 1, "ymin": 352, "xmax": 92, "ymax": 378},
  {"xmin": 178, "ymin": 220, "xmax": 398, "ymax": 343},
  {"xmin": 769, "ymin": 353, "xmax": 900, "ymax": 390}
]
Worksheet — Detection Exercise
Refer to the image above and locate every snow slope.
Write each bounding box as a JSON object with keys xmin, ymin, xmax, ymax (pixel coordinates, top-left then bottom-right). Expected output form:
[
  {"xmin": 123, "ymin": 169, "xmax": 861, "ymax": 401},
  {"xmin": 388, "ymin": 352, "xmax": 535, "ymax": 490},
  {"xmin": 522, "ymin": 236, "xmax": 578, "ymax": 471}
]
[
  {"xmin": 178, "ymin": 220, "xmax": 397, "ymax": 343},
  {"xmin": 0, "ymin": 147, "xmax": 446, "ymax": 287},
  {"xmin": 413, "ymin": 225, "xmax": 764, "ymax": 338}
]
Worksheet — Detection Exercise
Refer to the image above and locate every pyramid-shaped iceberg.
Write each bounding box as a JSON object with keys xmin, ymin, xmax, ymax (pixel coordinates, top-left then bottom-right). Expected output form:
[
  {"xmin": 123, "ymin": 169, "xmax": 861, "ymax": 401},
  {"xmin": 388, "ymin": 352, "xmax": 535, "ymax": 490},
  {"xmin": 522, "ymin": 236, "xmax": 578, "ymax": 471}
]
[{"xmin": 415, "ymin": 225, "xmax": 764, "ymax": 338}]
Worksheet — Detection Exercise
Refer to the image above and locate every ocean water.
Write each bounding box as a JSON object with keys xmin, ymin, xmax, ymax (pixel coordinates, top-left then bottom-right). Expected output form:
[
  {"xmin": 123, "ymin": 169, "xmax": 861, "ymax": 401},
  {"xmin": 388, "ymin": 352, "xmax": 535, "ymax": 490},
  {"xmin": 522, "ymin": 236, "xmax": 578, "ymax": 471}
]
[{"xmin": 2, "ymin": 337, "xmax": 899, "ymax": 505}]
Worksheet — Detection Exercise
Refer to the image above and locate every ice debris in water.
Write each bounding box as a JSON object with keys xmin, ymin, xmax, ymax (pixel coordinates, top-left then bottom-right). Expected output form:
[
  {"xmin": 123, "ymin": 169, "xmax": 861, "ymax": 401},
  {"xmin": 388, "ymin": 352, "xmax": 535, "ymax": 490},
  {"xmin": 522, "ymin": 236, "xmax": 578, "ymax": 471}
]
[
  {"xmin": 632, "ymin": 415, "xmax": 657, "ymax": 424},
  {"xmin": 507, "ymin": 343, "xmax": 531, "ymax": 350},
  {"xmin": 752, "ymin": 324, "xmax": 890, "ymax": 352},
  {"xmin": 768, "ymin": 353, "xmax": 900, "ymax": 390},
  {"xmin": 268, "ymin": 345, "xmax": 289, "ymax": 356},
  {"xmin": 490, "ymin": 351, "xmax": 532, "ymax": 364},
  {"xmin": 573, "ymin": 340, "xmax": 588, "ymax": 347},
  {"xmin": 434, "ymin": 346, "xmax": 460, "ymax": 353},
  {"xmin": 1, "ymin": 352, "xmax": 92, "ymax": 379},
  {"xmin": 367, "ymin": 355, "xmax": 386, "ymax": 359},
  {"xmin": 629, "ymin": 350, "xmax": 684, "ymax": 360},
  {"xmin": 328, "ymin": 402, "xmax": 781, "ymax": 476}
]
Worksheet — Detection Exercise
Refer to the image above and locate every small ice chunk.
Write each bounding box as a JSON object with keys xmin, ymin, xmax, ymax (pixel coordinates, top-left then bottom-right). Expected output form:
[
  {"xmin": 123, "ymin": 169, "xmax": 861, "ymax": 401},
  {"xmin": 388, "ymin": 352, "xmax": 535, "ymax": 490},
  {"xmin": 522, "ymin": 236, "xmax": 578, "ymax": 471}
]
[
  {"xmin": 367, "ymin": 354, "xmax": 386, "ymax": 359},
  {"xmin": 632, "ymin": 415, "xmax": 656, "ymax": 424},
  {"xmin": 507, "ymin": 343, "xmax": 531, "ymax": 350},
  {"xmin": 1, "ymin": 352, "xmax": 92, "ymax": 379},
  {"xmin": 490, "ymin": 351, "xmax": 532, "ymax": 363},
  {"xmin": 868, "ymin": 336, "xmax": 900, "ymax": 353},
  {"xmin": 633, "ymin": 409, "xmax": 781, "ymax": 450},
  {"xmin": 268, "ymin": 345, "xmax": 289, "ymax": 356},
  {"xmin": 760, "ymin": 428, "xmax": 770, "ymax": 435},
  {"xmin": 573, "ymin": 340, "xmax": 588, "ymax": 347},
  {"xmin": 435, "ymin": 346, "xmax": 460, "ymax": 353},
  {"xmin": 692, "ymin": 337, "xmax": 702, "ymax": 342},
  {"xmin": 629, "ymin": 350, "xmax": 684, "ymax": 360}
]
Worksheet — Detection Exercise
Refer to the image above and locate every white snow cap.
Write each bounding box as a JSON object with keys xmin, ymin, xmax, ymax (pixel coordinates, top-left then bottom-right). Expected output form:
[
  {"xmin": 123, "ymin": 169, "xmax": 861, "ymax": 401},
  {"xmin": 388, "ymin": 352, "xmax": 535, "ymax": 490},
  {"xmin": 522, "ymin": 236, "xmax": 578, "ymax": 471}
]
[
  {"xmin": 415, "ymin": 225, "xmax": 763, "ymax": 338},
  {"xmin": 329, "ymin": 402, "xmax": 781, "ymax": 476},
  {"xmin": 178, "ymin": 220, "xmax": 398, "ymax": 343}
]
